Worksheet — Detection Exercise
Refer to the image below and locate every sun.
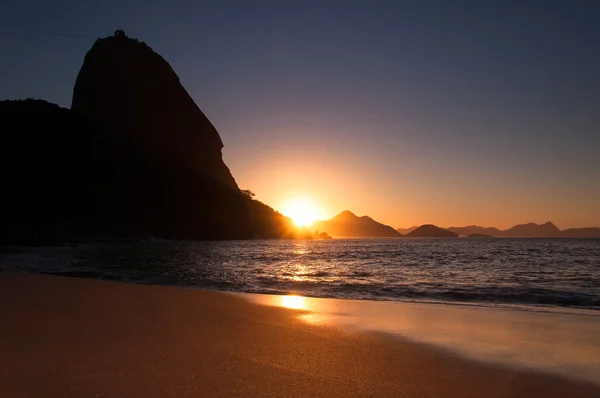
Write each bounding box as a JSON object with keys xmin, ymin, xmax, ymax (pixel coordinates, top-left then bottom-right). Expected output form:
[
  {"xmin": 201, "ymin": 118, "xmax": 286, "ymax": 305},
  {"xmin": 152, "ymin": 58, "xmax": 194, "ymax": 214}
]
[{"xmin": 280, "ymin": 197, "xmax": 321, "ymax": 227}]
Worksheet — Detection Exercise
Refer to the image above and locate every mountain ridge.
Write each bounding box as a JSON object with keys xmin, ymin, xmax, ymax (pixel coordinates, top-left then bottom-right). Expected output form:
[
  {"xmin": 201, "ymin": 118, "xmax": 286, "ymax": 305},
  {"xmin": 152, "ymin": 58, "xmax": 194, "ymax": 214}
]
[
  {"xmin": 446, "ymin": 222, "xmax": 600, "ymax": 237},
  {"xmin": 447, "ymin": 225, "xmax": 503, "ymax": 237},
  {"xmin": 313, "ymin": 211, "xmax": 401, "ymax": 238}
]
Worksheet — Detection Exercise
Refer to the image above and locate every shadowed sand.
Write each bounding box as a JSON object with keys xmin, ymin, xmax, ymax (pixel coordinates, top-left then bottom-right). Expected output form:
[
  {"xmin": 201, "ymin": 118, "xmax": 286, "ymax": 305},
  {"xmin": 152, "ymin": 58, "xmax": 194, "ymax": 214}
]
[{"xmin": 1, "ymin": 273, "xmax": 599, "ymax": 397}]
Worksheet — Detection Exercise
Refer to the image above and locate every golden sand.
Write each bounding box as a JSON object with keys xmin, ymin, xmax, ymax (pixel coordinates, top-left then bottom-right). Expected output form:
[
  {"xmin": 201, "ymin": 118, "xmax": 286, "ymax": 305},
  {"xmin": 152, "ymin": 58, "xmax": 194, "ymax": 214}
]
[{"xmin": 1, "ymin": 273, "xmax": 598, "ymax": 397}]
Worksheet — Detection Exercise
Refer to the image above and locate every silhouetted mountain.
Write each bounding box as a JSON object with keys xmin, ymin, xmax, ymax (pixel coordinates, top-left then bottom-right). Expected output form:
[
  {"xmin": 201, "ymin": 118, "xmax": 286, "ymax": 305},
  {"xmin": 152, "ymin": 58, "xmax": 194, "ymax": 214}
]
[
  {"xmin": 500, "ymin": 222, "xmax": 560, "ymax": 237},
  {"xmin": 1, "ymin": 99, "xmax": 106, "ymax": 244},
  {"xmin": 559, "ymin": 228, "xmax": 600, "ymax": 238},
  {"xmin": 406, "ymin": 225, "xmax": 458, "ymax": 238},
  {"xmin": 71, "ymin": 31, "xmax": 236, "ymax": 189},
  {"xmin": 312, "ymin": 211, "xmax": 401, "ymax": 238},
  {"xmin": 0, "ymin": 32, "xmax": 305, "ymax": 244},
  {"xmin": 467, "ymin": 233, "xmax": 494, "ymax": 238},
  {"xmin": 396, "ymin": 226, "xmax": 418, "ymax": 234},
  {"xmin": 447, "ymin": 226, "xmax": 502, "ymax": 237}
]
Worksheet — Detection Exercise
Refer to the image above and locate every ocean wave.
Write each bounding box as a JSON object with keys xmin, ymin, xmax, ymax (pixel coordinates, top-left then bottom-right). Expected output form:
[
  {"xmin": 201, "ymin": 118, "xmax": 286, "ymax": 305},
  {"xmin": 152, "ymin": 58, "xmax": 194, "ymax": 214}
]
[
  {"xmin": 281, "ymin": 271, "xmax": 330, "ymax": 277},
  {"xmin": 1, "ymin": 238, "xmax": 599, "ymax": 311}
]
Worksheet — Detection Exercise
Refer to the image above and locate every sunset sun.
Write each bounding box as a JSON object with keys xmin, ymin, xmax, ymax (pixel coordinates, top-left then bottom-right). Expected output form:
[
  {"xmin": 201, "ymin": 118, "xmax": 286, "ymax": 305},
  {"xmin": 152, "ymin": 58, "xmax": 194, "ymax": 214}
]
[{"xmin": 281, "ymin": 197, "xmax": 322, "ymax": 227}]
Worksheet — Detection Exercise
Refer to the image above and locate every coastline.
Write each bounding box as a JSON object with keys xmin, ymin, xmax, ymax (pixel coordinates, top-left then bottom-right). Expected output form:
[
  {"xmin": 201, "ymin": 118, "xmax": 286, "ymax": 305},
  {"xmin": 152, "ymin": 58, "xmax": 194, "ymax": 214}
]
[
  {"xmin": 1, "ymin": 272, "xmax": 599, "ymax": 397},
  {"xmin": 244, "ymin": 292, "xmax": 600, "ymax": 385}
]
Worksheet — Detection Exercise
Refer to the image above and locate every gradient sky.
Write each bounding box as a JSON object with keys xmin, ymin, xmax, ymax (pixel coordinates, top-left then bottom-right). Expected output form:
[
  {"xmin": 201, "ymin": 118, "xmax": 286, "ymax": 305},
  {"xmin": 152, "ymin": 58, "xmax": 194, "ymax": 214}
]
[{"xmin": 2, "ymin": 0, "xmax": 599, "ymax": 229}]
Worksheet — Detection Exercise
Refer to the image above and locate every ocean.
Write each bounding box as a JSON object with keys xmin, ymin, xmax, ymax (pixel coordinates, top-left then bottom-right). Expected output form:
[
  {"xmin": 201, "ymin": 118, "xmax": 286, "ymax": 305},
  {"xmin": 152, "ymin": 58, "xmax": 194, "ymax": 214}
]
[{"xmin": 1, "ymin": 238, "xmax": 599, "ymax": 312}]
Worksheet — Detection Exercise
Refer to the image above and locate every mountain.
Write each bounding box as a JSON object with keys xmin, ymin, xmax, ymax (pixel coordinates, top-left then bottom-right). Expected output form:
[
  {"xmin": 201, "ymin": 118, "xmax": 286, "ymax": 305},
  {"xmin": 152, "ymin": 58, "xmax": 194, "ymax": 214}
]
[
  {"xmin": 312, "ymin": 211, "xmax": 401, "ymax": 238},
  {"xmin": 396, "ymin": 226, "xmax": 418, "ymax": 234},
  {"xmin": 406, "ymin": 225, "xmax": 459, "ymax": 238},
  {"xmin": 0, "ymin": 32, "xmax": 302, "ymax": 244},
  {"xmin": 500, "ymin": 221, "xmax": 561, "ymax": 237},
  {"xmin": 447, "ymin": 226, "xmax": 502, "ymax": 237},
  {"xmin": 559, "ymin": 228, "xmax": 600, "ymax": 238},
  {"xmin": 71, "ymin": 31, "xmax": 237, "ymax": 189},
  {"xmin": 449, "ymin": 223, "xmax": 600, "ymax": 238},
  {"xmin": 467, "ymin": 233, "xmax": 494, "ymax": 238}
]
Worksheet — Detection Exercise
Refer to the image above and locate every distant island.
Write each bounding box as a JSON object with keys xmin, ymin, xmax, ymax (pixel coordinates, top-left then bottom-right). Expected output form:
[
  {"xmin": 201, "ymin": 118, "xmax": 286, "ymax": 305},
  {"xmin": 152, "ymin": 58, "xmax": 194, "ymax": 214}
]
[
  {"xmin": 313, "ymin": 214, "xmax": 457, "ymax": 238},
  {"xmin": 559, "ymin": 228, "xmax": 600, "ymax": 238},
  {"xmin": 447, "ymin": 226, "xmax": 503, "ymax": 237},
  {"xmin": 312, "ymin": 211, "xmax": 401, "ymax": 238},
  {"xmin": 444, "ymin": 222, "xmax": 600, "ymax": 238},
  {"xmin": 396, "ymin": 226, "xmax": 419, "ymax": 235},
  {"xmin": 500, "ymin": 221, "xmax": 560, "ymax": 238},
  {"xmin": 308, "ymin": 212, "xmax": 599, "ymax": 239},
  {"xmin": 406, "ymin": 225, "xmax": 458, "ymax": 238}
]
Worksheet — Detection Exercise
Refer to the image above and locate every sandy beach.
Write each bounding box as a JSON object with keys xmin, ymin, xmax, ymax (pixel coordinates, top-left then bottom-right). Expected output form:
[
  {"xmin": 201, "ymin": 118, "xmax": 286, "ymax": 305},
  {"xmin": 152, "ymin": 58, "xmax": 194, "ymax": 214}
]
[{"xmin": 1, "ymin": 272, "xmax": 599, "ymax": 397}]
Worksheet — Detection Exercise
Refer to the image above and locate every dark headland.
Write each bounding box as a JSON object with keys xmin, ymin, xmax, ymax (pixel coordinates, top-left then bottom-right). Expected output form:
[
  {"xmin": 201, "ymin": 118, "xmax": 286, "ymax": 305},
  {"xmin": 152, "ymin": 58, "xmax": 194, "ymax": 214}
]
[{"xmin": 0, "ymin": 32, "xmax": 330, "ymax": 245}]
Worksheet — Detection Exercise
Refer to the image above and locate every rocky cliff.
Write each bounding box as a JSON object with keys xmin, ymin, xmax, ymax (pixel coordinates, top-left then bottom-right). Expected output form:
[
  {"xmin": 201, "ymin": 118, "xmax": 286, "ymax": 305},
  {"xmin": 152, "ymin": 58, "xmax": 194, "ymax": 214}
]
[
  {"xmin": 71, "ymin": 31, "xmax": 237, "ymax": 189},
  {"xmin": 0, "ymin": 33, "xmax": 301, "ymax": 244}
]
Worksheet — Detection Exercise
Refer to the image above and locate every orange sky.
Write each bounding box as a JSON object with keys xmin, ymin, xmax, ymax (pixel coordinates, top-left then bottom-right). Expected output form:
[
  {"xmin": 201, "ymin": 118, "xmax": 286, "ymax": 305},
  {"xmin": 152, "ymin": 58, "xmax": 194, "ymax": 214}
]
[
  {"xmin": 227, "ymin": 146, "xmax": 600, "ymax": 230},
  {"xmin": 3, "ymin": 0, "xmax": 599, "ymax": 231}
]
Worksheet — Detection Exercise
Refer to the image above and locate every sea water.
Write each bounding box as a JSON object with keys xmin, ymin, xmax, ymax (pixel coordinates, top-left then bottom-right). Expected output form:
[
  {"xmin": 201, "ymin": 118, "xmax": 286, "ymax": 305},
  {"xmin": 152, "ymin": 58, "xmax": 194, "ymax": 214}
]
[{"xmin": 1, "ymin": 238, "xmax": 599, "ymax": 312}]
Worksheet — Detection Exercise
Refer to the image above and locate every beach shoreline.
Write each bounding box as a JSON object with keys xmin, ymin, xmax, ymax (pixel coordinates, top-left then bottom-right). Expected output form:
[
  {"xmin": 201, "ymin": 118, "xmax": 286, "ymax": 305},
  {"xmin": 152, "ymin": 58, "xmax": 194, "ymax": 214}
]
[{"xmin": 1, "ymin": 272, "xmax": 599, "ymax": 397}]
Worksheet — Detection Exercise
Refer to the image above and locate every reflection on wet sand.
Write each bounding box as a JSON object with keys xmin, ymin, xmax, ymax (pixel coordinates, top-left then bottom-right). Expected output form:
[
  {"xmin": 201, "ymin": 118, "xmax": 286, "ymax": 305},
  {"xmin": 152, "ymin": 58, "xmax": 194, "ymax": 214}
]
[
  {"xmin": 245, "ymin": 293, "xmax": 600, "ymax": 385},
  {"xmin": 279, "ymin": 295, "xmax": 306, "ymax": 310}
]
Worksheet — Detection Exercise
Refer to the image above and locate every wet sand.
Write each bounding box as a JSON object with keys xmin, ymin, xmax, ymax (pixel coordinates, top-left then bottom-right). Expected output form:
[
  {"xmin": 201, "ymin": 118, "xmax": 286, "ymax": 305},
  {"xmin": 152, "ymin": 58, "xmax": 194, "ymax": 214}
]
[{"xmin": 1, "ymin": 272, "xmax": 599, "ymax": 397}]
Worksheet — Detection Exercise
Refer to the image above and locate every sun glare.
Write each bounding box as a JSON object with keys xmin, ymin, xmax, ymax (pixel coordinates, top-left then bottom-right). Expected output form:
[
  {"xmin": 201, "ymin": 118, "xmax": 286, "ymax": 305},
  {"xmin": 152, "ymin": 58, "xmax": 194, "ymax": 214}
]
[
  {"xmin": 281, "ymin": 197, "xmax": 321, "ymax": 227},
  {"xmin": 280, "ymin": 295, "xmax": 307, "ymax": 310}
]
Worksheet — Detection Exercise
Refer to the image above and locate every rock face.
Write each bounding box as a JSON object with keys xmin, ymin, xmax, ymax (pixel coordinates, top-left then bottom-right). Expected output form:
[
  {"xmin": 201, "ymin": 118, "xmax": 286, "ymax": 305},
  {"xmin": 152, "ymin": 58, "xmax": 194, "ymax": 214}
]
[
  {"xmin": 71, "ymin": 32, "xmax": 237, "ymax": 189},
  {"xmin": 313, "ymin": 210, "xmax": 401, "ymax": 238},
  {"xmin": 406, "ymin": 225, "xmax": 458, "ymax": 238}
]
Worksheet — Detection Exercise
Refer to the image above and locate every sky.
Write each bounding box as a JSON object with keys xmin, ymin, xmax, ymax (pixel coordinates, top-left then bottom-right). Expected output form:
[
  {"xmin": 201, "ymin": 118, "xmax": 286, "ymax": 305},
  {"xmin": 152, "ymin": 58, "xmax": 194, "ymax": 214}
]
[{"xmin": 1, "ymin": 0, "xmax": 599, "ymax": 229}]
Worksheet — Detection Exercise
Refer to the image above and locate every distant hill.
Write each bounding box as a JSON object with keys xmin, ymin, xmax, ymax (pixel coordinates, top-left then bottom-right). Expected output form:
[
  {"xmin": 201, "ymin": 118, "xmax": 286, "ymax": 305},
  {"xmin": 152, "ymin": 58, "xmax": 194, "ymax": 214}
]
[
  {"xmin": 312, "ymin": 211, "xmax": 401, "ymax": 238},
  {"xmin": 447, "ymin": 226, "xmax": 502, "ymax": 237},
  {"xmin": 559, "ymin": 228, "xmax": 600, "ymax": 238},
  {"xmin": 415, "ymin": 222, "xmax": 600, "ymax": 238},
  {"xmin": 396, "ymin": 226, "xmax": 418, "ymax": 234},
  {"xmin": 406, "ymin": 225, "xmax": 458, "ymax": 238},
  {"xmin": 500, "ymin": 221, "xmax": 560, "ymax": 237}
]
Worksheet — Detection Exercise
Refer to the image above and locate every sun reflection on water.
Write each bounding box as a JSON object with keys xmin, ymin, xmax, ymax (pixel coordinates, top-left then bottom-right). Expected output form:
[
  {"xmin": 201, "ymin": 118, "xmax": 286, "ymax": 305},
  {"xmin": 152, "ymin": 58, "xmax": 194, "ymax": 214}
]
[
  {"xmin": 244, "ymin": 293, "xmax": 600, "ymax": 385},
  {"xmin": 292, "ymin": 240, "xmax": 310, "ymax": 255}
]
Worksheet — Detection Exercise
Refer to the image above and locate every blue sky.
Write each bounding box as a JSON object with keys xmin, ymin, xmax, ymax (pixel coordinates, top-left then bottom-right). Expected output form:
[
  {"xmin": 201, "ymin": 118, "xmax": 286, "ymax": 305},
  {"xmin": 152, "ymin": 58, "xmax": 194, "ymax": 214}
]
[{"xmin": 1, "ymin": 0, "xmax": 599, "ymax": 228}]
